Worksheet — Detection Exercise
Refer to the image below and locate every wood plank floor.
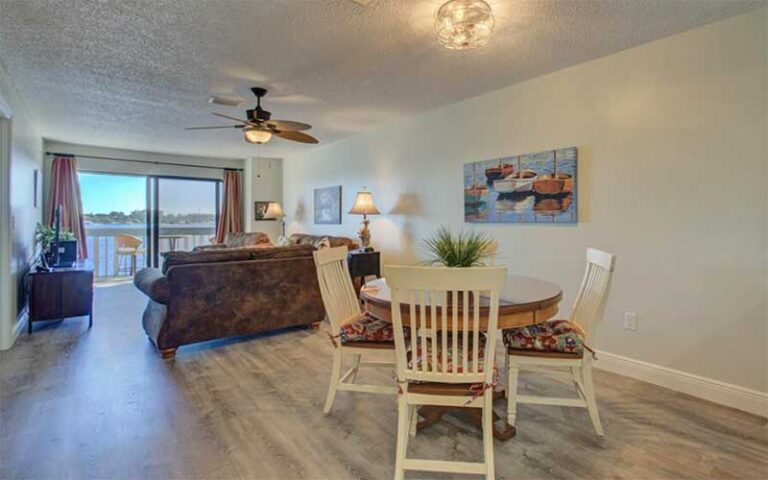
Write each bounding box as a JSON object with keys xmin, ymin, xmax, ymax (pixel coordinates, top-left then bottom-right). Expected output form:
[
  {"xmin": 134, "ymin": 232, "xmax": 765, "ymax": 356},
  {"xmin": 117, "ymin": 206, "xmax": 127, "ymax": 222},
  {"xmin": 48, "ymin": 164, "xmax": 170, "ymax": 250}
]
[{"xmin": 1, "ymin": 283, "xmax": 766, "ymax": 480}]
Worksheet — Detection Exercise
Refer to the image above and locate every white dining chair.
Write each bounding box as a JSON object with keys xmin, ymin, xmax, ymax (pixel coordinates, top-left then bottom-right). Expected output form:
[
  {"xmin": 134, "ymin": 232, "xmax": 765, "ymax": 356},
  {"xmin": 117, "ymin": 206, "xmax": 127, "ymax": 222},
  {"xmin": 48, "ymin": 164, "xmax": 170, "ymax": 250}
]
[
  {"xmin": 313, "ymin": 247, "xmax": 397, "ymax": 414},
  {"xmin": 504, "ymin": 248, "xmax": 616, "ymax": 437},
  {"xmin": 386, "ymin": 265, "xmax": 507, "ymax": 480}
]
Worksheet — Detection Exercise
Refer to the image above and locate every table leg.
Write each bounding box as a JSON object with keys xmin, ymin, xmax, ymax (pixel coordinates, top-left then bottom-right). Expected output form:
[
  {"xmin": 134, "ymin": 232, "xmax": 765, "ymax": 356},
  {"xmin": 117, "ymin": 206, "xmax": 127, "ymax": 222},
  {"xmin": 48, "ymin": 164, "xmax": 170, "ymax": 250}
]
[{"xmin": 416, "ymin": 388, "xmax": 517, "ymax": 441}]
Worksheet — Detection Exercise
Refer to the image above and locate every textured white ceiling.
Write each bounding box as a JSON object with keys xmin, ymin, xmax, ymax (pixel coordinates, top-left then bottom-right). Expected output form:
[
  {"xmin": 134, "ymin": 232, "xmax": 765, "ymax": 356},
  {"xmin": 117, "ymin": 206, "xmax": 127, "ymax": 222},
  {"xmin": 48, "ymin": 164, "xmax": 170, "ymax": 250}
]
[{"xmin": 0, "ymin": 0, "xmax": 762, "ymax": 160}]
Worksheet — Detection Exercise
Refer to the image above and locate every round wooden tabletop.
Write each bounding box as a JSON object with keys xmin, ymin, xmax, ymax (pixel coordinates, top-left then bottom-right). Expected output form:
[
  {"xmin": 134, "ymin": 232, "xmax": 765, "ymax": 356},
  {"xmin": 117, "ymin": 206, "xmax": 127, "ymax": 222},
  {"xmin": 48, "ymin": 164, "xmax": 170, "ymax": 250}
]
[{"xmin": 361, "ymin": 275, "xmax": 563, "ymax": 330}]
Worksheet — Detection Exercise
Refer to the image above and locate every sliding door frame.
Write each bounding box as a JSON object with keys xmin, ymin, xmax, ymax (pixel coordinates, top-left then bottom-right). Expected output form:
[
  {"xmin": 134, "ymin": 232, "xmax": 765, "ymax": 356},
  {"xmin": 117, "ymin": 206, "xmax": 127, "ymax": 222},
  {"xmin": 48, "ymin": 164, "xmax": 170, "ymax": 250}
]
[{"xmin": 147, "ymin": 175, "xmax": 222, "ymax": 268}]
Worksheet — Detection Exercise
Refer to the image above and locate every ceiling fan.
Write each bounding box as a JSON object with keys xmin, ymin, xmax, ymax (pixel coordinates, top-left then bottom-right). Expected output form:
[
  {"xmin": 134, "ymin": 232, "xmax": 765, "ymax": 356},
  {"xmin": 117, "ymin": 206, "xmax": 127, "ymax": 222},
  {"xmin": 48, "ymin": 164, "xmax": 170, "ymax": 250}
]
[{"xmin": 186, "ymin": 87, "xmax": 319, "ymax": 145}]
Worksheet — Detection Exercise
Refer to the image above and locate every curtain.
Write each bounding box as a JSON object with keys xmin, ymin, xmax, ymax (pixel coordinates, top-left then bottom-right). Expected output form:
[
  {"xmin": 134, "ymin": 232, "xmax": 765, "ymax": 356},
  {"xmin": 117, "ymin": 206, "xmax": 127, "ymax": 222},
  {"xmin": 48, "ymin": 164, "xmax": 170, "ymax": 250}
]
[
  {"xmin": 46, "ymin": 156, "xmax": 88, "ymax": 259},
  {"xmin": 215, "ymin": 170, "xmax": 243, "ymax": 244}
]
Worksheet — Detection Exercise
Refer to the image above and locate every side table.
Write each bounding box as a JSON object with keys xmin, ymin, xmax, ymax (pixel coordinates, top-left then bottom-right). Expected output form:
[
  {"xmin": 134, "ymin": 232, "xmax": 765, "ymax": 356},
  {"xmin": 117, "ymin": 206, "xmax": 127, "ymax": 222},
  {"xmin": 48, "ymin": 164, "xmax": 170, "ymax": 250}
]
[
  {"xmin": 26, "ymin": 260, "xmax": 94, "ymax": 334},
  {"xmin": 347, "ymin": 250, "xmax": 381, "ymax": 296}
]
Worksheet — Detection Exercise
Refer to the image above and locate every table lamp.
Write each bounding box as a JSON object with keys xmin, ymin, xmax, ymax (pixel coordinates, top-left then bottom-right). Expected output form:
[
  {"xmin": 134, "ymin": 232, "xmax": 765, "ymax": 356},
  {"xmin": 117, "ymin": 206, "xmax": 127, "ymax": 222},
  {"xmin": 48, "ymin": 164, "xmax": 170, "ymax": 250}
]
[
  {"xmin": 264, "ymin": 201, "xmax": 286, "ymax": 238},
  {"xmin": 349, "ymin": 187, "xmax": 380, "ymax": 250}
]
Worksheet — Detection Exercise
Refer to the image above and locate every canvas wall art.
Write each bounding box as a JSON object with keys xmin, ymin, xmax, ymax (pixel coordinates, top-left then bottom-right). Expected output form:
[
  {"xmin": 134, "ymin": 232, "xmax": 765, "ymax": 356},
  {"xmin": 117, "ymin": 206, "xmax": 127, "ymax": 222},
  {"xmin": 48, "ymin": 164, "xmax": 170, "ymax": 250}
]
[
  {"xmin": 314, "ymin": 185, "xmax": 342, "ymax": 224},
  {"xmin": 464, "ymin": 147, "xmax": 578, "ymax": 224}
]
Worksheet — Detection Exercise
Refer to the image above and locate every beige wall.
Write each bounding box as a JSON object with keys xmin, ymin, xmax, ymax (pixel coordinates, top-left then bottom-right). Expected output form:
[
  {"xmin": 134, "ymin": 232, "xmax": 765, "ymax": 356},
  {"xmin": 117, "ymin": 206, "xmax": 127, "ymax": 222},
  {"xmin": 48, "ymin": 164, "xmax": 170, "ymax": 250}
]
[
  {"xmin": 285, "ymin": 9, "xmax": 767, "ymax": 392},
  {"xmin": 0, "ymin": 62, "xmax": 43, "ymax": 350},
  {"xmin": 244, "ymin": 156, "xmax": 283, "ymax": 242}
]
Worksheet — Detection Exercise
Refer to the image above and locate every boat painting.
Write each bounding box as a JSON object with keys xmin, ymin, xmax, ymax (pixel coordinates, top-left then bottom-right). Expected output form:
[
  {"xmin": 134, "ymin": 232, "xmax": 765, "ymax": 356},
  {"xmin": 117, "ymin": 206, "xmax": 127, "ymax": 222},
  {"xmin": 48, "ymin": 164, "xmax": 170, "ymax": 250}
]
[
  {"xmin": 464, "ymin": 147, "xmax": 577, "ymax": 224},
  {"xmin": 484, "ymin": 162, "xmax": 515, "ymax": 181}
]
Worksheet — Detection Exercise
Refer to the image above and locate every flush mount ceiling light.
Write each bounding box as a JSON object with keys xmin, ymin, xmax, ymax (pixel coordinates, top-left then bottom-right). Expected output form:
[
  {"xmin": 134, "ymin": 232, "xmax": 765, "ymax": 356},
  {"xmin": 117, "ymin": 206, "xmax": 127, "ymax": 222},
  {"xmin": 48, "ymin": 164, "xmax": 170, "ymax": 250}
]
[{"xmin": 435, "ymin": 0, "xmax": 495, "ymax": 50}]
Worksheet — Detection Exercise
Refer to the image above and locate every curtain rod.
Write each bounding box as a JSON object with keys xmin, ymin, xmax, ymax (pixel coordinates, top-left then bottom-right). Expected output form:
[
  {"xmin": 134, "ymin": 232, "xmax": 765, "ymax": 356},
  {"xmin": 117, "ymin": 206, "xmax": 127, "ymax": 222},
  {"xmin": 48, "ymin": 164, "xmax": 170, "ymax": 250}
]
[{"xmin": 45, "ymin": 152, "xmax": 243, "ymax": 172}]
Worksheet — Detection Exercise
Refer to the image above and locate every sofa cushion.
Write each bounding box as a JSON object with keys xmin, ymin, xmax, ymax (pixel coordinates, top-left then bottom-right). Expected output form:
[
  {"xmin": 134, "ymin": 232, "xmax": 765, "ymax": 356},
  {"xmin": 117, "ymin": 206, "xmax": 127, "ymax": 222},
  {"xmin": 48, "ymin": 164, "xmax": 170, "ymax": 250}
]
[
  {"xmin": 289, "ymin": 233, "xmax": 359, "ymax": 251},
  {"xmin": 224, "ymin": 232, "xmax": 272, "ymax": 248},
  {"xmin": 162, "ymin": 244, "xmax": 315, "ymax": 273},
  {"xmin": 502, "ymin": 319, "xmax": 585, "ymax": 355},
  {"xmin": 134, "ymin": 268, "xmax": 170, "ymax": 304}
]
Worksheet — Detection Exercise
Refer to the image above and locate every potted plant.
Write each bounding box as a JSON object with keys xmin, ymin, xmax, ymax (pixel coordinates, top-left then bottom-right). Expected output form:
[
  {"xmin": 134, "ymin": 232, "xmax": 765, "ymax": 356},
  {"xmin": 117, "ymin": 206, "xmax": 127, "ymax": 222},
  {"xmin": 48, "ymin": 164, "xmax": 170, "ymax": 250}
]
[
  {"xmin": 35, "ymin": 223, "xmax": 75, "ymax": 264},
  {"xmin": 421, "ymin": 227, "xmax": 496, "ymax": 305},
  {"xmin": 422, "ymin": 226, "xmax": 494, "ymax": 268}
]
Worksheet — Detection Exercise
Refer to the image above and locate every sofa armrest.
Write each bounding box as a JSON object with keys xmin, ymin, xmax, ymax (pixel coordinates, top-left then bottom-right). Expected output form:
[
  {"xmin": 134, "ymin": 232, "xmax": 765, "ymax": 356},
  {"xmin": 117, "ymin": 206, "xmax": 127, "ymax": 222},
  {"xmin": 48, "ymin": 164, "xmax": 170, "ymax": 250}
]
[{"xmin": 134, "ymin": 268, "xmax": 170, "ymax": 304}]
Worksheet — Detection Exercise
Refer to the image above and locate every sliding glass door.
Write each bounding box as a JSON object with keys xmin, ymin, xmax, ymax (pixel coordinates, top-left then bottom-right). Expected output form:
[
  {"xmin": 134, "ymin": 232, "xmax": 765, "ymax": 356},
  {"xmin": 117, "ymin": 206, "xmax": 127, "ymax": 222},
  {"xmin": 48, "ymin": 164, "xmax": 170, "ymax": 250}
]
[
  {"xmin": 79, "ymin": 172, "xmax": 221, "ymax": 279},
  {"xmin": 79, "ymin": 172, "xmax": 148, "ymax": 278},
  {"xmin": 148, "ymin": 177, "xmax": 220, "ymax": 268}
]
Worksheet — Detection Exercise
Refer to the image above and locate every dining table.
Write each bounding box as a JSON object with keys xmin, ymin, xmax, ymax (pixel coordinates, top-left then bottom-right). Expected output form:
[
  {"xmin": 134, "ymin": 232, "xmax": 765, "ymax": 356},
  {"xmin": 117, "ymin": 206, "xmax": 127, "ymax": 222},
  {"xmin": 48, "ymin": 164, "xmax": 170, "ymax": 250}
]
[{"xmin": 360, "ymin": 275, "xmax": 563, "ymax": 440}]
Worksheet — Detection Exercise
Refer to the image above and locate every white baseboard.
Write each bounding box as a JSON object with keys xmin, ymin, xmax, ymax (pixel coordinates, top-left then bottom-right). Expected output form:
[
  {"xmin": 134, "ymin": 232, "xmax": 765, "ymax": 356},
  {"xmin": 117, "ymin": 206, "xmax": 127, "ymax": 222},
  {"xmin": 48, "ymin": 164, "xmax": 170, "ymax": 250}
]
[
  {"xmin": 595, "ymin": 350, "xmax": 768, "ymax": 418},
  {"xmin": 7, "ymin": 307, "xmax": 26, "ymax": 349}
]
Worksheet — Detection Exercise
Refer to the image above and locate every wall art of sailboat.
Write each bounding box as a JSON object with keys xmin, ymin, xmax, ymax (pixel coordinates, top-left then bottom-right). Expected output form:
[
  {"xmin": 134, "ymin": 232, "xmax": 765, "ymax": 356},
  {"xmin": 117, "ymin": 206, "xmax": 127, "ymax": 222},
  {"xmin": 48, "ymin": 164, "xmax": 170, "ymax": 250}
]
[
  {"xmin": 532, "ymin": 150, "xmax": 573, "ymax": 195},
  {"xmin": 463, "ymin": 146, "xmax": 578, "ymax": 224},
  {"xmin": 484, "ymin": 161, "xmax": 515, "ymax": 181},
  {"xmin": 493, "ymin": 170, "xmax": 538, "ymax": 193}
]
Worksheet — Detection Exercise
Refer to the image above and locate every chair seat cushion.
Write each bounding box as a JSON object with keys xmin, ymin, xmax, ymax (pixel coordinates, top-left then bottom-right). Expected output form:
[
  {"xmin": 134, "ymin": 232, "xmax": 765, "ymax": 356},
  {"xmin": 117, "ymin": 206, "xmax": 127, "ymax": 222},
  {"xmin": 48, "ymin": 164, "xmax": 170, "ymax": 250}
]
[
  {"xmin": 503, "ymin": 319, "xmax": 585, "ymax": 355},
  {"xmin": 340, "ymin": 313, "xmax": 397, "ymax": 344},
  {"xmin": 407, "ymin": 334, "xmax": 498, "ymax": 380}
]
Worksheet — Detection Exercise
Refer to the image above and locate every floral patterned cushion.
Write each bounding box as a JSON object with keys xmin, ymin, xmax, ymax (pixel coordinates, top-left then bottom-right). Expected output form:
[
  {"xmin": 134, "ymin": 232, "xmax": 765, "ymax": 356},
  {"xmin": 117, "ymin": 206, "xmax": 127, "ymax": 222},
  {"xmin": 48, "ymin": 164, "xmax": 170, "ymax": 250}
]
[
  {"xmin": 407, "ymin": 334, "xmax": 498, "ymax": 382},
  {"xmin": 503, "ymin": 320, "xmax": 585, "ymax": 355},
  {"xmin": 340, "ymin": 313, "xmax": 397, "ymax": 344}
]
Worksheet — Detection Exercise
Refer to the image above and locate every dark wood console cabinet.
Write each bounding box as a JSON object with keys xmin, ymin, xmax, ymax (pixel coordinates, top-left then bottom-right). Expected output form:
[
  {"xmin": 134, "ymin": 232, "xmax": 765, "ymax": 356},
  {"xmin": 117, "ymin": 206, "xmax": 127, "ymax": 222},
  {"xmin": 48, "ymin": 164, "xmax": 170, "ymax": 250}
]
[{"xmin": 26, "ymin": 260, "xmax": 94, "ymax": 334}]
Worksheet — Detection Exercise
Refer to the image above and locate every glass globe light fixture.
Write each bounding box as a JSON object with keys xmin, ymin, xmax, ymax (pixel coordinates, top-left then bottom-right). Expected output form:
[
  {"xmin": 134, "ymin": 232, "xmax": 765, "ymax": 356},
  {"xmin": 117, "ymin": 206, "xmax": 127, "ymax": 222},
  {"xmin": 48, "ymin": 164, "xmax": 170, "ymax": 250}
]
[
  {"xmin": 243, "ymin": 127, "xmax": 272, "ymax": 144},
  {"xmin": 435, "ymin": 0, "xmax": 495, "ymax": 50}
]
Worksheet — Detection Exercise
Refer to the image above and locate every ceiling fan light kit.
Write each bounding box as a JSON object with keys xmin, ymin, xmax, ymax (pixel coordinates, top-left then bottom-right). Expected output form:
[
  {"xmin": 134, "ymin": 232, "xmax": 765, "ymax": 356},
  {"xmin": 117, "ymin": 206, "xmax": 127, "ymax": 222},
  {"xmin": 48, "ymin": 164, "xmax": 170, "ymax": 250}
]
[
  {"xmin": 243, "ymin": 127, "xmax": 272, "ymax": 144},
  {"xmin": 435, "ymin": 0, "xmax": 495, "ymax": 50}
]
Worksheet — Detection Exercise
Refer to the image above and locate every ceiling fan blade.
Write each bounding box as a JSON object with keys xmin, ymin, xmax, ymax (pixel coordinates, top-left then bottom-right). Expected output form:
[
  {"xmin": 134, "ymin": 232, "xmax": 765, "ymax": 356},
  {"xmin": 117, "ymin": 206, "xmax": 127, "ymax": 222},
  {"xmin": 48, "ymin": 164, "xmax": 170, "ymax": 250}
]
[
  {"xmin": 212, "ymin": 112, "xmax": 260, "ymax": 127},
  {"xmin": 275, "ymin": 130, "xmax": 319, "ymax": 144},
  {"xmin": 185, "ymin": 125, "xmax": 243, "ymax": 130},
  {"xmin": 265, "ymin": 119, "xmax": 312, "ymax": 131}
]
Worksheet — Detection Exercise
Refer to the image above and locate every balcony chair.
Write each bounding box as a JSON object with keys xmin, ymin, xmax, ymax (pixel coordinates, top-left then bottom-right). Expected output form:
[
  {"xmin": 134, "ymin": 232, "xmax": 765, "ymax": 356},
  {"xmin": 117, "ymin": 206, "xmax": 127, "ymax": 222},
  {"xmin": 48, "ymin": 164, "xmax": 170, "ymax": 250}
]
[
  {"xmin": 504, "ymin": 248, "xmax": 616, "ymax": 437},
  {"xmin": 313, "ymin": 246, "xmax": 398, "ymax": 415},
  {"xmin": 386, "ymin": 265, "xmax": 507, "ymax": 480},
  {"xmin": 115, "ymin": 234, "xmax": 145, "ymax": 276}
]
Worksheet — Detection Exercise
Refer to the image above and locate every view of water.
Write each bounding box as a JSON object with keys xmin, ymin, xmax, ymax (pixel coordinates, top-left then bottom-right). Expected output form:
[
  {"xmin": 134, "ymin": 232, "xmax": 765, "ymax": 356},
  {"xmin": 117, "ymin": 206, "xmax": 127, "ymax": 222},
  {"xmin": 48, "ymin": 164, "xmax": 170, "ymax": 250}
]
[
  {"xmin": 86, "ymin": 223, "xmax": 215, "ymax": 277},
  {"xmin": 464, "ymin": 147, "xmax": 578, "ymax": 224}
]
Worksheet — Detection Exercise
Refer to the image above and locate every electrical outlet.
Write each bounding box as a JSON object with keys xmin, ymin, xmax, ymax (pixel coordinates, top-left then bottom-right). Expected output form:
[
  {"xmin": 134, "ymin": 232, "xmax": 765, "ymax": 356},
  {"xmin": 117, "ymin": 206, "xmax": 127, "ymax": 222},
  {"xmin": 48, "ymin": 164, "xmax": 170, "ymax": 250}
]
[{"xmin": 623, "ymin": 312, "xmax": 637, "ymax": 331}]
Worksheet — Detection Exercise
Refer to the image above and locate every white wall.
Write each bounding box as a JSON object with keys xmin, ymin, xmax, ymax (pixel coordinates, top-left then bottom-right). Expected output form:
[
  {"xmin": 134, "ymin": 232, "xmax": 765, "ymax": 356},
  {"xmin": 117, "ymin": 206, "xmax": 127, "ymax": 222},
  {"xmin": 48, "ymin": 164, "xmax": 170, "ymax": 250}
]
[
  {"xmin": 0, "ymin": 62, "xmax": 43, "ymax": 350},
  {"xmin": 244, "ymin": 156, "xmax": 283, "ymax": 242},
  {"xmin": 285, "ymin": 9, "xmax": 767, "ymax": 394}
]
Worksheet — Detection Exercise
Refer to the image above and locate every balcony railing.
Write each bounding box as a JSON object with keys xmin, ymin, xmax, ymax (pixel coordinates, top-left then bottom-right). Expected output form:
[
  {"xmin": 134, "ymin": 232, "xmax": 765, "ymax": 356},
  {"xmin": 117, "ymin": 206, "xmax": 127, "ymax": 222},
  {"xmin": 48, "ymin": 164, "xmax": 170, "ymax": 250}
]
[{"xmin": 85, "ymin": 224, "xmax": 215, "ymax": 280}]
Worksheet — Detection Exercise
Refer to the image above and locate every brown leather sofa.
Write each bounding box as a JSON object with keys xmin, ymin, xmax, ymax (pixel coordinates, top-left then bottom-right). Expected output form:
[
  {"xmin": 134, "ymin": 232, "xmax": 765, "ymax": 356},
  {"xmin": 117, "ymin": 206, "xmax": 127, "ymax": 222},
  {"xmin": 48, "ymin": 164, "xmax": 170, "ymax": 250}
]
[{"xmin": 133, "ymin": 244, "xmax": 325, "ymax": 359}]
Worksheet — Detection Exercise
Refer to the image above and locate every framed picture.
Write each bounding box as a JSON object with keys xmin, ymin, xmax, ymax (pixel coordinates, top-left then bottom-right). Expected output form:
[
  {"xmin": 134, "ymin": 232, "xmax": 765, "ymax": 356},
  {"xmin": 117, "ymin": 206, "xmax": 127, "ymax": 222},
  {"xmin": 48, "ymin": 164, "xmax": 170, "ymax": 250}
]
[
  {"xmin": 254, "ymin": 201, "xmax": 275, "ymax": 221},
  {"xmin": 464, "ymin": 147, "xmax": 578, "ymax": 224},
  {"xmin": 314, "ymin": 185, "xmax": 342, "ymax": 224}
]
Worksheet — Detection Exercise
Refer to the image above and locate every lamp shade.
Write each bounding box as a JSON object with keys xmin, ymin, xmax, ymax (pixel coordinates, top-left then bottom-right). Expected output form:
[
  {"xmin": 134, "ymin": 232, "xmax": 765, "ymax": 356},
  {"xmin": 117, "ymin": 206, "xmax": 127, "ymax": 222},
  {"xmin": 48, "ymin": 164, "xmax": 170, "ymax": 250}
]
[
  {"xmin": 264, "ymin": 202, "xmax": 286, "ymax": 219},
  {"xmin": 349, "ymin": 190, "xmax": 380, "ymax": 215}
]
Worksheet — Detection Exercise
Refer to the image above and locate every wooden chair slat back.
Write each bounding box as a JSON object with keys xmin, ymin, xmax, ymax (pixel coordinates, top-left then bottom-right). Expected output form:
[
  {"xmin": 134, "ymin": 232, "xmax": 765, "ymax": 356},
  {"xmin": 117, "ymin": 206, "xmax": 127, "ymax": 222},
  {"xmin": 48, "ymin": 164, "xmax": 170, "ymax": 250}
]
[
  {"xmin": 384, "ymin": 266, "xmax": 506, "ymax": 385},
  {"xmin": 571, "ymin": 248, "xmax": 616, "ymax": 343},
  {"xmin": 313, "ymin": 247, "xmax": 360, "ymax": 335}
]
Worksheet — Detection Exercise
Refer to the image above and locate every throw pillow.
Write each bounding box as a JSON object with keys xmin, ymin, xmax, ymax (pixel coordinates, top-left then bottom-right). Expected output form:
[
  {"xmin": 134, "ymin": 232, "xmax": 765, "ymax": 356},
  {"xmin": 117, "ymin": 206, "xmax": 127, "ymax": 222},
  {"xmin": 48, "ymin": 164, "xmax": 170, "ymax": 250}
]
[
  {"xmin": 314, "ymin": 236, "xmax": 331, "ymax": 249},
  {"xmin": 276, "ymin": 235, "xmax": 290, "ymax": 247}
]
